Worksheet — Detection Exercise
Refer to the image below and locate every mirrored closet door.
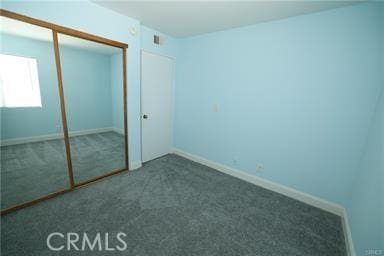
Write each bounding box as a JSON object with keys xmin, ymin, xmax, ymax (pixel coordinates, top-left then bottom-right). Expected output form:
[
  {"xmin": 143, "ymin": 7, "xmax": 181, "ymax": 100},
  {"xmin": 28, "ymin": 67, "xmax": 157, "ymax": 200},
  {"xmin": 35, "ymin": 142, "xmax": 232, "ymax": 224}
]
[
  {"xmin": 57, "ymin": 34, "xmax": 127, "ymax": 184},
  {"xmin": 0, "ymin": 9, "xmax": 128, "ymax": 214},
  {"xmin": 0, "ymin": 16, "xmax": 71, "ymax": 210}
]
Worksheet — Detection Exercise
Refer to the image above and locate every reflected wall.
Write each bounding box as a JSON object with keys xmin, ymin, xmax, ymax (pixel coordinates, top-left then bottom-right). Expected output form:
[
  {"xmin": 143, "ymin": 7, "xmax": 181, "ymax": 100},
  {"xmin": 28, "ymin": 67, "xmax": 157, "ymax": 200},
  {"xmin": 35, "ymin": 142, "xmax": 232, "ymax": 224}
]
[{"xmin": 57, "ymin": 34, "xmax": 125, "ymax": 183}]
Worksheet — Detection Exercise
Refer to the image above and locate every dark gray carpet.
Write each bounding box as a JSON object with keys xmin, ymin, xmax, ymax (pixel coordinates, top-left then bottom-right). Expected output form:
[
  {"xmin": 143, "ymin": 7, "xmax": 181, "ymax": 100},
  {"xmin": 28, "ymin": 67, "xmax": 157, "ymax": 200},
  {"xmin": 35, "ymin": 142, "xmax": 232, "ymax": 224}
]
[
  {"xmin": 1, "ymin": 154, "xmax": 347, "ymax": 255},
  {"xmin": 0, "ymin": 131, "xmax": 125, "ymax": 209},
  {"xmin": 69, "ymin": 131, "xmax": 125, "ymax": 182}
]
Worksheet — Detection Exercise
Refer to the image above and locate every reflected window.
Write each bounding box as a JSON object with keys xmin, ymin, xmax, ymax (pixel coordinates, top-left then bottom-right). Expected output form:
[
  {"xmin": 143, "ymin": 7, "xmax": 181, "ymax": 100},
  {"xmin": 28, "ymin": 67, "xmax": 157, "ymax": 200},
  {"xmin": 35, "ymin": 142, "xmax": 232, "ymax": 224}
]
[{"xmin": 0, "ymin": 54, "xmax": 42, "ymax": 108}]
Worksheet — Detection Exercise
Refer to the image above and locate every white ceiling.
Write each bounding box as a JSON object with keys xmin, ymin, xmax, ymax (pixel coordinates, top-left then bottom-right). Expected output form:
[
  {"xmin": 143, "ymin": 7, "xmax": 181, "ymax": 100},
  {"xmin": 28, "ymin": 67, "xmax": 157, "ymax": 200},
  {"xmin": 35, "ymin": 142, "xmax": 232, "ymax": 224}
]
[
  {"xmin": 94, "ymin": 0, "xmax": 363, "ymax": 38},
  {"xmin": 0, "ymin": 16, "xmax": 121, "ymax": 55}
]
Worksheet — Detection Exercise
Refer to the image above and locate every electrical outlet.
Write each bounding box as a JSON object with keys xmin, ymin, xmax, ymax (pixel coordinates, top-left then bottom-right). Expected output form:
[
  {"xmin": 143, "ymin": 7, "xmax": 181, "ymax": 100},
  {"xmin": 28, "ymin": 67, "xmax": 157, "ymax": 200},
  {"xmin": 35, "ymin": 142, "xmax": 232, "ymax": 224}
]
[
  {"xmin": 56, "ymin": 125, "xmax": 62, "ymax": 132},
  {"xmin": 256, "ymin": 163, "xmax": 264, "ymax": 172}
]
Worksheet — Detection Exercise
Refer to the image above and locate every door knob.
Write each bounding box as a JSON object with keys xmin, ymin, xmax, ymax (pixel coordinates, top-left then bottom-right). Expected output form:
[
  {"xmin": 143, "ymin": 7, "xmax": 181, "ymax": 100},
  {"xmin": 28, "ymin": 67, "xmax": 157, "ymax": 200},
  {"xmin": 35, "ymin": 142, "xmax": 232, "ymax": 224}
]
[{"xmin": 143, "ymin": 114, "xmax": 148, "ymax": 119}]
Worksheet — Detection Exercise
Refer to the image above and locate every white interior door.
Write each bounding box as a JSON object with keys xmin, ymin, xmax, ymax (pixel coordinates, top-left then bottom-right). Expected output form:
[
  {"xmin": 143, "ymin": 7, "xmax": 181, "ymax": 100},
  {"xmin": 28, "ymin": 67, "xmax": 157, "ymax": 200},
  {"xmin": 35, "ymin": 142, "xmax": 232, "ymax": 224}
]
[{"xmin": 141, "ymin": 51, "xmax": 173, "ymax": 162}]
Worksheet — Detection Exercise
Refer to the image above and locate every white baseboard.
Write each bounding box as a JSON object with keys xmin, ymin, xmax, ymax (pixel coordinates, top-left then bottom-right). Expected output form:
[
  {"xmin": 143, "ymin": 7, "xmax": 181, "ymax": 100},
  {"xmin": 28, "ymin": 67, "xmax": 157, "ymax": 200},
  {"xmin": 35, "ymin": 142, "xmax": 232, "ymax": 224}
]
[
  {"xmin": 1, "ymin": 133, "xmax": 65, "ymax": 146},
  {"xmin": 129, "ymin": 161, "xmax": 142, "ymax": 170},
  {"xmin": 69, "ymin": 127, "xmax": 114, "ymax": 137},
  {"xmin": 173, "ymin": 148, "xmax": 343, "ymax": 214},
  {"xmin": 341, "ymin": 208, "xmax": 356, "ymax": 256},
  {"xmin": 173, "ymin": 147, "xmax": 355, "ymax": 256},
  {"xmin": 0, "ymin": 127, "xmax": 122, "ymax": 146},
  {"xmin": 112, "ymin": 127, "xmax": 124, "ymax": 135}
]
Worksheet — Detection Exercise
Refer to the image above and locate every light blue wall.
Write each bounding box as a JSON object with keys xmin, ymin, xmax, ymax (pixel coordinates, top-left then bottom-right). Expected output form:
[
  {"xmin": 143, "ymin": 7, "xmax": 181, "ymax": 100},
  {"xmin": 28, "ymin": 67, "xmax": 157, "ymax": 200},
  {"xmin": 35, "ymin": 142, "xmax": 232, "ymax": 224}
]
[
  {"xmin": 346, "ymin": 5, "xmax": 384, "ymax": 254},
  {"xmin": 175, "ymin": 2, "xmax": 383, "ymax": 206},
  {"xmin": 1, "ymin": 34, "xmax": 113, "ymax": 139},
  {"xmin": 347, "ymin": 88, "xmax": 384, "ymax": 256},
  {"xmin": 1, "ymin": 0, "xmax": 142, "ymax": 166},
  {"xmin": 110, "ymin": 53, "xmax": 124, "ymax": 131},
  {"xmin": 59, "ymin": 44, "xmax": 112, "ymax": 133}
]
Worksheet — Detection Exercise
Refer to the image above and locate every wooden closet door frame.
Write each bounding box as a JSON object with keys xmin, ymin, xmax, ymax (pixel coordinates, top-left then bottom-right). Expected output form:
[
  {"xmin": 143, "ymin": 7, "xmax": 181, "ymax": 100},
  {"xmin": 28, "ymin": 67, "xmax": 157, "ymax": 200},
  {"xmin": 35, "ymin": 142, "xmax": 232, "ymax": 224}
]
[{"xmin": 0, "ymin": 9, "xmax": 129, "ymax": 215}]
